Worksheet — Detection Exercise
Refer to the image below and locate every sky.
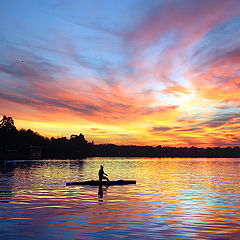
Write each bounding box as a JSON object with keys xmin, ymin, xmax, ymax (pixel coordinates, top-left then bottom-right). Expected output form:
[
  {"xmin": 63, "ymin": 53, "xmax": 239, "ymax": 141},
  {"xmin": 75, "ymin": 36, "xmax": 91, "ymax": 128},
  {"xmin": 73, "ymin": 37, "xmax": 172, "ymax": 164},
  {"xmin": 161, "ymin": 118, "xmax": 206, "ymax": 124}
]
[{"xmin": 1, "ymin": 0, "xmax": 240, "ymax": 147}]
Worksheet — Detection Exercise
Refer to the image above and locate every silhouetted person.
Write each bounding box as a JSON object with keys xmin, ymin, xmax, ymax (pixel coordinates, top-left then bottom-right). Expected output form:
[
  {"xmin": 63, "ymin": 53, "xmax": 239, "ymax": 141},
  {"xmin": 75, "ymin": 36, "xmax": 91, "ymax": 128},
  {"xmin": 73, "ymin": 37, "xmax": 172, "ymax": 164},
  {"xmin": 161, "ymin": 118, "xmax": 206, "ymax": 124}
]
[{"xmin": 98, "ymin": 165, "xmax": 109, "ymax": 182}]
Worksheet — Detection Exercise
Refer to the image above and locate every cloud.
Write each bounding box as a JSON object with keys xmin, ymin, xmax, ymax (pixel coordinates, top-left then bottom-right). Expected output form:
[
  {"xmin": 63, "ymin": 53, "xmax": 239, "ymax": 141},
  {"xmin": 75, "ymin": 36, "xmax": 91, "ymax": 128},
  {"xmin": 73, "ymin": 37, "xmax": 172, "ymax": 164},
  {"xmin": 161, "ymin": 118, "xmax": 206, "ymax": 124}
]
[
  {"xmin": 151, "ymin": 126, "xmax": 172, "ymax": 132},
  {"xmin": 0, "ymin": 46, "xmax": 180, "ymax": 128},
  {"xmin": 123, "ymin": 0, "xmax": 240, "ymax": 92},
  {"xmin": 201, "ymin": 113, "xmax": 240, "ymax": 128},
  {"xmin": 126, "ymin": 0, "xmax": 240, "ymax": 48},
  {"xmin": 162, "ymin": 84, "xmax": 190, "ymax": 96},
  {"xmin": 176, "ymin": 127, "xmax": 201, "ymax": 132}
]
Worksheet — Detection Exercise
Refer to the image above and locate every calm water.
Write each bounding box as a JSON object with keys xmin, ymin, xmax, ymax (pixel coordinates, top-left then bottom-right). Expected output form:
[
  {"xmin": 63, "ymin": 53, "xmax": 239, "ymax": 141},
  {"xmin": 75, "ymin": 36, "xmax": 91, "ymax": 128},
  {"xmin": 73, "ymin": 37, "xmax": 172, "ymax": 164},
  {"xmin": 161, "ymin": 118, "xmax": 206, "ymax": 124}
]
[{"xmin": 0, "ymin": 158, "xmax": 240, "ymax": 240}]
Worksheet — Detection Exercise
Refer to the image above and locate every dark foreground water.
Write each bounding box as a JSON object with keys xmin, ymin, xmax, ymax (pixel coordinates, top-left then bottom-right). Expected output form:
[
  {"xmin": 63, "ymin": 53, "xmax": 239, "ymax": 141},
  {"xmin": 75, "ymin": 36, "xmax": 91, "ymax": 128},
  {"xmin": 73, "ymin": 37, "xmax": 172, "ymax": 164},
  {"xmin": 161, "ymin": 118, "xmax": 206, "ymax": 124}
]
[{"xmin": 0, "ymin": 158, "xmax": 240, "ymax": 239}]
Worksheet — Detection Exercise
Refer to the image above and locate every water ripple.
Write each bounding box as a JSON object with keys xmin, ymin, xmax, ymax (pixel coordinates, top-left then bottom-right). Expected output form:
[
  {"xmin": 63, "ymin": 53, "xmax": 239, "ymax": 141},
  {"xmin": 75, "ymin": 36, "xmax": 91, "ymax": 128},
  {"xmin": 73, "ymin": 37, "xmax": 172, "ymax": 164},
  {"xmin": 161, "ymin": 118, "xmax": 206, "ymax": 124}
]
[{"xmin": 0, "ymin": 158, "xmax": 240, "ymax": 239}]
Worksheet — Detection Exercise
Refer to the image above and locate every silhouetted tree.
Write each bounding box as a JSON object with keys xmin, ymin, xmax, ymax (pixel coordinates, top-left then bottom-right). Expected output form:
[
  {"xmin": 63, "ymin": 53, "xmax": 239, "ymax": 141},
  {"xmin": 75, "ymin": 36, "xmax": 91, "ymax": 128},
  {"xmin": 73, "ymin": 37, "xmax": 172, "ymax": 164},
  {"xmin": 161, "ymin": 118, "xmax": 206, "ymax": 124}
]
[
  {"xmin": 0, "ymin": 115, "xmax": 18, "ymax": 159},
  {"xmin": 0, "ymin": 115, "xmax": 17, "ymax": 132}
]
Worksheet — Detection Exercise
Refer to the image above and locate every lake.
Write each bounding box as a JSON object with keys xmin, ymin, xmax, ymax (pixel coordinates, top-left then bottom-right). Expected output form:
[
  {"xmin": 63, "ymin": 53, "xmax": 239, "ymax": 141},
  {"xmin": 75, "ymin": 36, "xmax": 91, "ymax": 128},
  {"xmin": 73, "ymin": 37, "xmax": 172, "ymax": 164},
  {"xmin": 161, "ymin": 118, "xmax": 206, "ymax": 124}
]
[{"xmin": 0, "ymin": 157, "xmax": 240, "ymax": 239}]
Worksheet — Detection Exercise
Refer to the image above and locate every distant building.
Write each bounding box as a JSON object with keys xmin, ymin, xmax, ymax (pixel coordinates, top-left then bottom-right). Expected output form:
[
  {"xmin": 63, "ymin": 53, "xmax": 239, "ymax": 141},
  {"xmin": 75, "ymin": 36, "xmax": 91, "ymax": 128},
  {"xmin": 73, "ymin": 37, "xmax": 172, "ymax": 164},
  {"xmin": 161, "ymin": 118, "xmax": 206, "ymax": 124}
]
[{"xmin": 29, "ymin": 145, "xmax": 42, "ymax": 159}]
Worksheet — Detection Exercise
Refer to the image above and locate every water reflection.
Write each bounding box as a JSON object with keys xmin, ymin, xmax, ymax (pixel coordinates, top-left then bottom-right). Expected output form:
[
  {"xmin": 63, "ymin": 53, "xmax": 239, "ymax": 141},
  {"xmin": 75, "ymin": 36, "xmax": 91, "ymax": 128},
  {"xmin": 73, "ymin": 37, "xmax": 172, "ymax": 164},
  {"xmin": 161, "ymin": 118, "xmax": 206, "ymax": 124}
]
[
  {"xmin": 0, "ymin": 161, "xmax": 14, "ymax": 203},
  {"xmin": 0, "ymin": 158, "xmax": 240, "ymax": 239},
  {"xmin": 98, "ymin": 184, "xmax": 108, "ymax": 202}
]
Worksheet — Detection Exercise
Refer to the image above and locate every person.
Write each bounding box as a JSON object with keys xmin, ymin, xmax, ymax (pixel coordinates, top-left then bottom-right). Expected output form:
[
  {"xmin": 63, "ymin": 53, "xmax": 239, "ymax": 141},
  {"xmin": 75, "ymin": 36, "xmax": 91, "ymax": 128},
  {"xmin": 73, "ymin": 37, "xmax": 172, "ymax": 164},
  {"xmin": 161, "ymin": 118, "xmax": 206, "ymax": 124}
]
[{"xmin": 98, "ymin": 165, "xmax": 109, "ymax": 182}]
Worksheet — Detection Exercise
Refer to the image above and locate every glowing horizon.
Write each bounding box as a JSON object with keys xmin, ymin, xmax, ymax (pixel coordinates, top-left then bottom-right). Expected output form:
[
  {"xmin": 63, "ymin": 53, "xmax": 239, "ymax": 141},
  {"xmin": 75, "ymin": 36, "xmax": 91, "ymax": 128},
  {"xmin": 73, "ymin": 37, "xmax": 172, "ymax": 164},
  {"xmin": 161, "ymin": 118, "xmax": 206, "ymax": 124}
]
[{"xmin": 1, "ymin": 0, "xmax": 240, "ymax": 147}]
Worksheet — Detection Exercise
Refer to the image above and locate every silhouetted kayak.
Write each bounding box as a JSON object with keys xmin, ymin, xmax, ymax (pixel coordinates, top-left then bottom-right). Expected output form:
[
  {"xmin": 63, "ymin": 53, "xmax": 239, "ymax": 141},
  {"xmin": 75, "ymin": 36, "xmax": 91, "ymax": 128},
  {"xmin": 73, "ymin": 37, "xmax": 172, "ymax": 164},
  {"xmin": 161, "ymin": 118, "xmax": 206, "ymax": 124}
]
[{"xmin": 66, "ymin": 180, "xmax": 136, "ymax": 186}]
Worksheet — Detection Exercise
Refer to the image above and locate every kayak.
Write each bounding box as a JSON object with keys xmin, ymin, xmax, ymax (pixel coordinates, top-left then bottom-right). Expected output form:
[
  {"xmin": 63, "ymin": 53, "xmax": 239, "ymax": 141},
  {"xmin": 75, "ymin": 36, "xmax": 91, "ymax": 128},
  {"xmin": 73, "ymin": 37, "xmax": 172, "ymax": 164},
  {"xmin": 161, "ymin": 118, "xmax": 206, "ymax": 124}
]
[{"xmin": 66, "ymin": 180, "xmax": 136, "ymax": 186}]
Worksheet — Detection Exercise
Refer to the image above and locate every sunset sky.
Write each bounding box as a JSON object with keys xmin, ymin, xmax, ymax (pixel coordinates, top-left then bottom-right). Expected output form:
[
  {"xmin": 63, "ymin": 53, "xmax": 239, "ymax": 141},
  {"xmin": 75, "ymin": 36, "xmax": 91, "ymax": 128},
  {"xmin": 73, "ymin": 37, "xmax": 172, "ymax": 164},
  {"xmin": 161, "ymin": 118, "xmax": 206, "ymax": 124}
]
[{"xmin": 1, "ymin": 0, "xmax": 240, "ymax": 147}]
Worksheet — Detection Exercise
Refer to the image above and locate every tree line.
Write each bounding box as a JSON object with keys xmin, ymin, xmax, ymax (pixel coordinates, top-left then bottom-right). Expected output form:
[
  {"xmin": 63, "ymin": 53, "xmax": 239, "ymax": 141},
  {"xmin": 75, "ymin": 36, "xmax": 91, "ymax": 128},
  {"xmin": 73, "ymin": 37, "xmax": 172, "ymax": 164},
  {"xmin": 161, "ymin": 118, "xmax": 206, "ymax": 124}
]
[
  {"xmin": 1, "ymin": 115, "xmax": 240, "ymax": 160},
  {"xmin": 0, "ymin": 115, "xmax": 90, "ymax": 160}
]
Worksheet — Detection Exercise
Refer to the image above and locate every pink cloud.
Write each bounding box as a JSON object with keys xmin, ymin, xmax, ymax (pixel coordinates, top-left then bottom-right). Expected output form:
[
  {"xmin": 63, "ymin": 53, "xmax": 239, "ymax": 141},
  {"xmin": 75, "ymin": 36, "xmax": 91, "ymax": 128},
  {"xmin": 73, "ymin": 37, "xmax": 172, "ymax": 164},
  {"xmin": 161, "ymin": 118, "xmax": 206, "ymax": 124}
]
[
  {"xmin": 123, "ymin": 0, "xmax": 240, "ymax": 91},
  {"xmin": 126, "ymin": 0, "xmax": 240, "ymax": 51}
]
